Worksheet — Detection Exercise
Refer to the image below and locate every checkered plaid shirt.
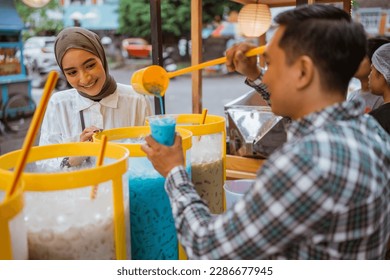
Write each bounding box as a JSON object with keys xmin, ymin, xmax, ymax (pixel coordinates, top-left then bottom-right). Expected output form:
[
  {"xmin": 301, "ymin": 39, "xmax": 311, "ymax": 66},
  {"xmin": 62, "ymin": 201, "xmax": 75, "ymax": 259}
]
[{"xmin": 165, "ymin": 99, "xmax": 390, "ymax": 259}]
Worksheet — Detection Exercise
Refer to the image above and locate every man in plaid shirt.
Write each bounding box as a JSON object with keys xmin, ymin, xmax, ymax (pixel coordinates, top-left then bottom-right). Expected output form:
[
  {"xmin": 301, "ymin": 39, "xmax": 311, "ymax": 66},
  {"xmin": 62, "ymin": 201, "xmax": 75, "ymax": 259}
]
[{"xmin": 141, "ymin": 4, "xmax": 390, "ymax": 259}]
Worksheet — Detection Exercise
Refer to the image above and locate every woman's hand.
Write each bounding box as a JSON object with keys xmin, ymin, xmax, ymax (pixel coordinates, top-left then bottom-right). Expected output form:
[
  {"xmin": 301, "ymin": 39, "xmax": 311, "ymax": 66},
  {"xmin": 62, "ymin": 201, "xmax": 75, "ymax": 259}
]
[
  {"xmin": 64, "ymin": 126, "xmax": 102, "ymax": 168},
  {"xmin": 141, "ymin": 134, "xmax": 185, "ymax": 178},
  {"xmin": 225, "ymin": 42, "xmax": 262, "ymax": 81},
  {"xmin": 80, "ymin": 125, "xmax": 101, "ymax": 142}
]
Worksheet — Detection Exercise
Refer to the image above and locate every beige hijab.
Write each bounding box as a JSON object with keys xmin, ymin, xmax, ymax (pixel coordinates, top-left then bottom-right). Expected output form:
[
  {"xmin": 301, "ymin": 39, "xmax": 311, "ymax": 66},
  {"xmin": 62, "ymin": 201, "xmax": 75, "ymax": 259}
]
[{"xmin": 54, "ymin": 27, "xmax": 117, "ymax": 101}]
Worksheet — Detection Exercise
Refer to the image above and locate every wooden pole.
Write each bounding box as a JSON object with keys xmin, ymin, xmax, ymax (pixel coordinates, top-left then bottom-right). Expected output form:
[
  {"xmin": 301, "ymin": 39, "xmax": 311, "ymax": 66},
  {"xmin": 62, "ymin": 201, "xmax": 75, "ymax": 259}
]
[
  {"xmin": 191, "ymin": 0, "xmax": 203, "ymax": 114},
  {"xmin": 343, "ymin": 0, "xmax": 352, "ymax": 14}
]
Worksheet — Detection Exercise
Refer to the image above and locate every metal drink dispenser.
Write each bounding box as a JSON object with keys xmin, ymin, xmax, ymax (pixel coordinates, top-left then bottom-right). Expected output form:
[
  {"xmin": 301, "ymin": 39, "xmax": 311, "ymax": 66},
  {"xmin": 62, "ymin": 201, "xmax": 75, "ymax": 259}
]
[{"xmin": 225, "ymin": 90, "xmax": 288, "ymax": 158}]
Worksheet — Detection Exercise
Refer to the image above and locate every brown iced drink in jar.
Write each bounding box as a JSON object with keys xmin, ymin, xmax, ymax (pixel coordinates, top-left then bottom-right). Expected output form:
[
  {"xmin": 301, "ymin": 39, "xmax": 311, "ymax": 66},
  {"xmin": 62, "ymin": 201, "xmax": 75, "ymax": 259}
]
[{"xmin": 192, "ymin": 158, "xmax": 224, "ymax": 214}]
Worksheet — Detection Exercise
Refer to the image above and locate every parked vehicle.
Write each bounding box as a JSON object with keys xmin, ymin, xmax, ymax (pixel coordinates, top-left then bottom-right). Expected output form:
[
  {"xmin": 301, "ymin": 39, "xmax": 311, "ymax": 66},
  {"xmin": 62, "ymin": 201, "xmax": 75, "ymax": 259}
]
[
  {"xmin": 162, "ymin": 46, "xmax": 177, "ymax": 73},
  {"xmin": 121, "ymin": 38, "xmax": 152, "ymax": 59},
  {"xmin": 23, "ymin": 36, "xmax": 56, "ymax": 72},
  {"xmin": 38, "ymin": 65, "xmax": 70, "ymax": 91}
]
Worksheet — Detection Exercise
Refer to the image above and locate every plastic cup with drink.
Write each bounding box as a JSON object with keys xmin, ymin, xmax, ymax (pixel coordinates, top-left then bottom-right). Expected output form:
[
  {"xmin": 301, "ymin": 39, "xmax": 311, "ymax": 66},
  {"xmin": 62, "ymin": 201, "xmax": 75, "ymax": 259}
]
[{"xmin": 147, "ymin": 115, "xmax": 177, "ymax": 146}]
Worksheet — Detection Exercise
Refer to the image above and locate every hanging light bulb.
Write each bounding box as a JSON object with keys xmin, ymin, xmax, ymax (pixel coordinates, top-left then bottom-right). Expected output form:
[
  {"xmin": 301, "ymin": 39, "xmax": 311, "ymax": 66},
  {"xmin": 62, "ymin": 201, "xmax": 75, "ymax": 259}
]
[
  {"xmin": 22, "ymin": 0, "xmax": 51, "ymax": 8},
  {"xmin": 238, "ymin": 2, "xmax": 271, "ymax": 37}
]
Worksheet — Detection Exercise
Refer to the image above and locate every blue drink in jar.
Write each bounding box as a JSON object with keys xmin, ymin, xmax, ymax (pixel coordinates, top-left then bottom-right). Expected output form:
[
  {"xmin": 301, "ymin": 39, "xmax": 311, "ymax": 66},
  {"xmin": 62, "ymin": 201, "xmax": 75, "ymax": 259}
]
[{"xmin": 128, "ymin": 157, "xmax": 177, "ymax": 260}]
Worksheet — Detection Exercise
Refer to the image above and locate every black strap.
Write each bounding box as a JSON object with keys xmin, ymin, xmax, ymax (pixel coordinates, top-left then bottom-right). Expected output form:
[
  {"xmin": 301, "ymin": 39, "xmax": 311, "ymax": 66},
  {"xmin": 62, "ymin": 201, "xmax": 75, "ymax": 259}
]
[
  {"xmin": 79, "ymin": 111, "xmax": 85, "ymax": 131},
  {"xmin": 60, "ymin": 111, "xmax": 88, "ymax": 169}
]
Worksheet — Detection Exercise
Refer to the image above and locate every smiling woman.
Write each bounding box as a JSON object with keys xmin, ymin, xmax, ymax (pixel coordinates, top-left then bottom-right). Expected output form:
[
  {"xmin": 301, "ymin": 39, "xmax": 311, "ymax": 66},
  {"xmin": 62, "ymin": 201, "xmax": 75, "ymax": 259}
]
[
  {"xmin": 38, "ymin": 27, "xmax": 152, "ymax": 168},
  {"xmin": 61, "ymin": 49, "xmax": 106, "ymax": 97}
]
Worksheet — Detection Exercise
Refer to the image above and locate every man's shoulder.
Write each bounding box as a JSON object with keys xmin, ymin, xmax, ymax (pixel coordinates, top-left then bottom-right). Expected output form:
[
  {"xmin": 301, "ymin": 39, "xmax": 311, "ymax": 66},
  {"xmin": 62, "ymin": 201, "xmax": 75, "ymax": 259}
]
[
  {"xmin": 347, "ymin": 89, "xmax": 360, "ymax": 100},
  {"xmin": 286, "ymin": 118, "xmax": 382, "ymax": 151}
]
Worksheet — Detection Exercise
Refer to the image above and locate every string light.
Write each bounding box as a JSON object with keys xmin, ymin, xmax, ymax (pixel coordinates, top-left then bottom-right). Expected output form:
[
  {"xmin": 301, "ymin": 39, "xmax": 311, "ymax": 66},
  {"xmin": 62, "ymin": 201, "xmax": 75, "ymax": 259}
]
[
  {"xmin": 237, "ymin": 1, "xmax": 271, "ymax": 37},
  {"xmin": 22, "ymin": 0, "xmax": 51, "ymax": 8}
]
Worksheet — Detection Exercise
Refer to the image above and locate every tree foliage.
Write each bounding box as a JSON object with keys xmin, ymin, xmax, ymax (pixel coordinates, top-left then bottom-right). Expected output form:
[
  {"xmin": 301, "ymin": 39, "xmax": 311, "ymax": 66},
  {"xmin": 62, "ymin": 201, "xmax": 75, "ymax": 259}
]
[
  {"xmin": 15, "ymin": 0, "xmax": 63, "ymax": 37},
  {"xmin": 118, "ymin": 0, "xmax": 241, "ymax": 41}
]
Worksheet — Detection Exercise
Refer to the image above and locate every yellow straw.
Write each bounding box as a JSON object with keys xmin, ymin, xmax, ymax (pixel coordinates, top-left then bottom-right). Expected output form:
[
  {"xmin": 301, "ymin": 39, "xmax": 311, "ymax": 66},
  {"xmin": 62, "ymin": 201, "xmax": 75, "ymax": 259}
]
[
  {"xmin": 90, "ymin": 135, "xmax": 108, "ymax": 200},
  {"xmin": 5, "ymin": 71, "xmax": 59, "ymax": 200},
  {"xmin": 200, "ymin": 108, "xmax": 208, "ymax": 125},
  {"xmin": 198, "ymin": 108, "xmax": 208, "ymax": 141},
  {"xmin": 167, "ymin": 45, "xmax": 266, "ymax": 78}
]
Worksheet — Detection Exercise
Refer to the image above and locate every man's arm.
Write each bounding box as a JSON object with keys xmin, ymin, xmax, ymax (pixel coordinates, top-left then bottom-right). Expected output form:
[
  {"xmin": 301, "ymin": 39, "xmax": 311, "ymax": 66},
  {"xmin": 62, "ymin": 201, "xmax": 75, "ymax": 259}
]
[
  {"xmin": 225, "ymin": 42, "xmax": 271, "ymax": 106},
  {"xmin": 143, "ymin": 136, "xmax": 327, "ymax": 259}
]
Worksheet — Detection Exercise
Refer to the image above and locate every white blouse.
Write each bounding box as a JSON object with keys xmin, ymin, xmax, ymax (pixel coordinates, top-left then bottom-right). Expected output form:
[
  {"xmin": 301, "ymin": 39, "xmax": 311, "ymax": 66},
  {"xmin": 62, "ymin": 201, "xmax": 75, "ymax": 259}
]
[{"xmin": 39, "ymin": 83, "xmax": 153, "ymax": 145}]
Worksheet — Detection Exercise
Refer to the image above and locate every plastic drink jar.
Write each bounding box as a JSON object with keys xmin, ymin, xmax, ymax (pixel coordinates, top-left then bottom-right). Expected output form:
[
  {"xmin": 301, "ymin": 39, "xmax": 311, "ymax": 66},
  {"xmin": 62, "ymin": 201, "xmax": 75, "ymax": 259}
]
[
  {"xmin": 146, "ymin": 114, "xmax": 226, "ymax": 260},
  {"xmin": 0, "ymin": 142, "xmax": 130, "ymax": 260},
  {"xmin": 152, "ymin": 114, "xmax": 227, "ymax": 214},
  {"xmin": 0, "ymin": 179, "xmax": 28, "ymax": 260},
  {"xmin": 94, "ymin": 126, "xmax": 192, "ymax": 260}
]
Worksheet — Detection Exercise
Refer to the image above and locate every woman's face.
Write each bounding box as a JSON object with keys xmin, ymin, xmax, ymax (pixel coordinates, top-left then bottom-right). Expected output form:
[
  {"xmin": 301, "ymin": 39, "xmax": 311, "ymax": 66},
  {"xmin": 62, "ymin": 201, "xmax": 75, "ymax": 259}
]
[
  {"xmin": 368, "ymin": 65, "xmax": 387, "ymax": 96},
  {"xmin": 61, "ymin": 49, "xmax": 106, "ymax": 96}
]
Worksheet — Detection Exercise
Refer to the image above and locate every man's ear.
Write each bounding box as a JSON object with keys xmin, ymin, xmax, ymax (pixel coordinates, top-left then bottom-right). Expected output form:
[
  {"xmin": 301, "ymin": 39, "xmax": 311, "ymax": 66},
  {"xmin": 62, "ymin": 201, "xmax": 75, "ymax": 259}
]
[{"xmin": 296, "ymin": 55, "xmax": 314, "ymax": 90}]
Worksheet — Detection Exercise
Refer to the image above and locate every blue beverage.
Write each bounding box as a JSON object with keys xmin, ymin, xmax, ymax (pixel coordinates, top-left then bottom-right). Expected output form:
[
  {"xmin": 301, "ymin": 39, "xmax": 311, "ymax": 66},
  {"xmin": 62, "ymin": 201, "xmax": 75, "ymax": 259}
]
[
  {"xmin": 128, "ymin": 157, "xmax": 178, "ymax": 260},
  {"xmin": 148, "ymin": 115, "xmax": 176, "ymax": 146}
]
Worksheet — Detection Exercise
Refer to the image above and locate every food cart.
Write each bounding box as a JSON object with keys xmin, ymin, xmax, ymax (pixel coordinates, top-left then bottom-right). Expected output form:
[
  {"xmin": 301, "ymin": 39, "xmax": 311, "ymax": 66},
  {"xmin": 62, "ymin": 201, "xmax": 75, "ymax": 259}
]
[
  {"xmin": 0, "ymin": 0, "xmax": 35, "ymax": 136},
  {"xmin": 180, "ymin": 0, "xmax": 353, "ymax": 179}
]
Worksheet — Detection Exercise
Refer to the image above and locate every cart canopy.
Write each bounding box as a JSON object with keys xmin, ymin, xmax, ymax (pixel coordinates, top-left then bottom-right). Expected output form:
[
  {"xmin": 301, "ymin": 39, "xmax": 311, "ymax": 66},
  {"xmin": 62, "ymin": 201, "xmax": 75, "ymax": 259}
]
[{"xmin": 0, "ymin": 0, "xmax": 24, "ymax": 32}]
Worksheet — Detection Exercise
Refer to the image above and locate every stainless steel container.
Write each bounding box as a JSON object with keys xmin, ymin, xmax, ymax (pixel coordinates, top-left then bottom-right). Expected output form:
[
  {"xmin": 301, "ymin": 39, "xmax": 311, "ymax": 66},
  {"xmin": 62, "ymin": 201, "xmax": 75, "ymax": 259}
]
[{"xmin": 225, "ymin": 89, "xmax": 288, "ymax": 159}]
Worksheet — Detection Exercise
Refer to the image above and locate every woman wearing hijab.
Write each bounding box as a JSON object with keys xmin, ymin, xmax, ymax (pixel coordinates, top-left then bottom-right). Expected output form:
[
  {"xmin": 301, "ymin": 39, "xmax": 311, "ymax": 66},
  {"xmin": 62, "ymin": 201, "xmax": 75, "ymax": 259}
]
[{"xmin": 39, "ymin": 27, "xmax": 152, "ymax": 167}]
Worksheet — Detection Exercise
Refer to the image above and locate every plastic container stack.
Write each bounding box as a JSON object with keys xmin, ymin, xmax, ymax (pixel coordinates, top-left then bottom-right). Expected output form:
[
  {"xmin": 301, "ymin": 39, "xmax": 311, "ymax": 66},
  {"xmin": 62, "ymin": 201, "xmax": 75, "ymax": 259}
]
[{"xmin": 0, "ymin": 142, "xmax": 130, "ymax": 260}]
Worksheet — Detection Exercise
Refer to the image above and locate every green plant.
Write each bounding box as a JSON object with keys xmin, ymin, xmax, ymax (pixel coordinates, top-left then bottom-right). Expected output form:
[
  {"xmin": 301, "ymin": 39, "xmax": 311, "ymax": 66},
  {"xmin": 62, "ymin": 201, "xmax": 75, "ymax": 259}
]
[
  {"xmin": 15, "ymin": 0, "xmax": 64, "ymax": 39},
  {"xmin": 118, "ymin": 0, "xmax": 241, "ymax": 41}
]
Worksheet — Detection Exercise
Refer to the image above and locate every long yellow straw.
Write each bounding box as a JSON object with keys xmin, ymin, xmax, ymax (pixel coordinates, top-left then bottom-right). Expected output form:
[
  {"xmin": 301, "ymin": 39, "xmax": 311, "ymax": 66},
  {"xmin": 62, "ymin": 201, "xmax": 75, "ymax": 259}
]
[
  {"xmin": 167, "ymin": 45, "xmax": 266, "ymax": 78},
  {"xmin": 90, "ymin": 135, "xmax": 108, "ymax": 200},
  {"xmin": 198, "ymin": 108, "xmax": 208, "ymax": 141},
  {"xmin": 5, "ymin": 71, "xmax": 59, "ymax": 200},
  {"xmin": 200, "ymin": 108, "xmax": 208, "ymax": 125}
]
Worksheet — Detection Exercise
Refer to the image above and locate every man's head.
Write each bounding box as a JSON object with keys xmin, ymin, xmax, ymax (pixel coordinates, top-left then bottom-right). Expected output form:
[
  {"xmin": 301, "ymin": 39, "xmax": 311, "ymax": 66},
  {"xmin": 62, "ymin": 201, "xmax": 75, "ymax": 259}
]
[
  {"xmin": 275, "ymin": 4, "xmax": 366, "ymax": 93},
  {"xmin": 262, "ymin": 4, "xmax": 366, "ymax": 119}
]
